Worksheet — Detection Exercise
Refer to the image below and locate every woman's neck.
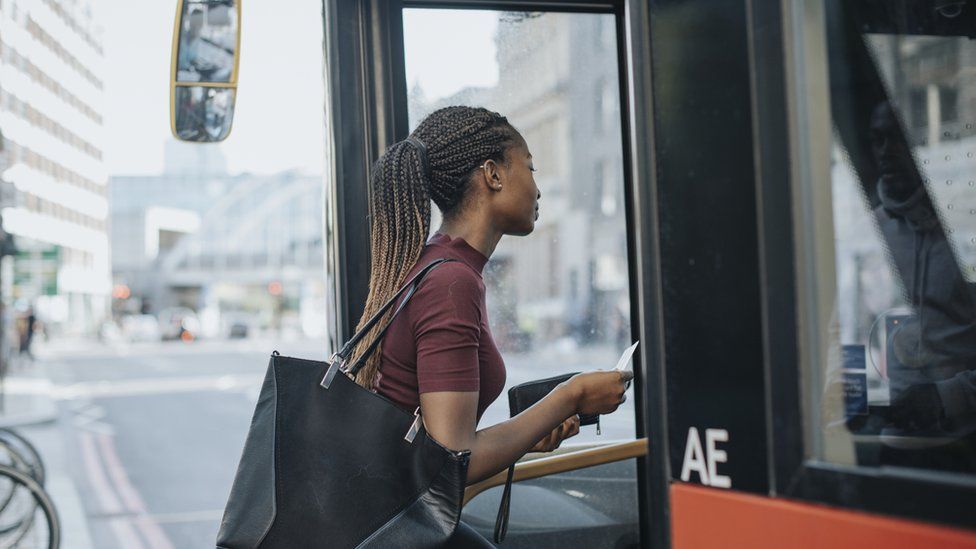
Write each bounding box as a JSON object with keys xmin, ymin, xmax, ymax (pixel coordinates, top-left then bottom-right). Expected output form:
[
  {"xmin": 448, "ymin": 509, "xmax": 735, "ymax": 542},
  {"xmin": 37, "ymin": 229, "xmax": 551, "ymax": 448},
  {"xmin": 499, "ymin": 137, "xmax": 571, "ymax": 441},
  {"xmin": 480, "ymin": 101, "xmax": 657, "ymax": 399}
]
[{"xmin": 435, "ymin": 221, "xmax": 501, "ymax": 259}]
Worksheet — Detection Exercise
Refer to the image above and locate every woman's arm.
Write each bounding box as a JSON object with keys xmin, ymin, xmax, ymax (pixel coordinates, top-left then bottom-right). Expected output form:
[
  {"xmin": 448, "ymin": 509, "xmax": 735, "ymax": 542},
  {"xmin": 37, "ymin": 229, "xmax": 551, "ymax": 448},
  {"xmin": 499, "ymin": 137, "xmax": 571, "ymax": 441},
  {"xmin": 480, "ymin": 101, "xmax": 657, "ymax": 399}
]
[
  {"xmin": 421, "ymin": 370, "xmax": 630, "ymax": 485},
  {"xmin": 411, "ymin": 265, "xmax": 631, "ymax": 483}
]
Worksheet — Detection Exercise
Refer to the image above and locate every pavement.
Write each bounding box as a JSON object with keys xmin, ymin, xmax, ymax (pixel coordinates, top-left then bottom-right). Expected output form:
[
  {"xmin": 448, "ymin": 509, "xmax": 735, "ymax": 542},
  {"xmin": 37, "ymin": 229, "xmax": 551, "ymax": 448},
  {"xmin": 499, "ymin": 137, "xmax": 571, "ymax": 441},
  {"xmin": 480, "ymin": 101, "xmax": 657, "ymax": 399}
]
[{"xmin": 1, "ymin": 344, "xmax": 94, "ymax": 549}]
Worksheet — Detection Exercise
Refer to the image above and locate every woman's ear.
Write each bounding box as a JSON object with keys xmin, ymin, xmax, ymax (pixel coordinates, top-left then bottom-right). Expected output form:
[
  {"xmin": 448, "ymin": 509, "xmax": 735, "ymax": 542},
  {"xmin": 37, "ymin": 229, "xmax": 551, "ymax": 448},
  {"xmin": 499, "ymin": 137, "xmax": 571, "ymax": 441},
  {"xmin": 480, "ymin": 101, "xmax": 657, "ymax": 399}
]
[{"xmin": 480, "ymin": 159, "xmax": 504, "ymax": 191}]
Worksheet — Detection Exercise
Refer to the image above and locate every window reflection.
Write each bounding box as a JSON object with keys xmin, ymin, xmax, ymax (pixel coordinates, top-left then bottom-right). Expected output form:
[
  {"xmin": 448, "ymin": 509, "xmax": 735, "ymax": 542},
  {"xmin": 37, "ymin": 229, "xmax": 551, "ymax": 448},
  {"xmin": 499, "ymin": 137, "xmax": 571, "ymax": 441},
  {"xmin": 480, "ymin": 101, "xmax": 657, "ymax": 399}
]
[
  {"xmin": 176, "ymin": 0, "xmax": 237, "ymax": 83},
  {"xmin": 403, "ymin": 10, "xmax": 634, "ymax": 440},
  {"xmin": 811, "ymin": 1, "xmax": 976, "ymax": 474}
]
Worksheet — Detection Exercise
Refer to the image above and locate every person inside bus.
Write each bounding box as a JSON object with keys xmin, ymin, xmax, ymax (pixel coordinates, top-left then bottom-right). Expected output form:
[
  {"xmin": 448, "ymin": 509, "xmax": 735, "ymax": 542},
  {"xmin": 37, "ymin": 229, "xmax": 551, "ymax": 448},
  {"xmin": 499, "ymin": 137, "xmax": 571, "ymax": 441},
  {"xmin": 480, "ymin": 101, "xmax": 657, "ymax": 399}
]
[
  {"xmin": 344, "ymin": 106, "xmax": 632, "ymax": 545},
  {"xmin": 868, "ymin": 100, "xmax": 976, "ymax": 470}
]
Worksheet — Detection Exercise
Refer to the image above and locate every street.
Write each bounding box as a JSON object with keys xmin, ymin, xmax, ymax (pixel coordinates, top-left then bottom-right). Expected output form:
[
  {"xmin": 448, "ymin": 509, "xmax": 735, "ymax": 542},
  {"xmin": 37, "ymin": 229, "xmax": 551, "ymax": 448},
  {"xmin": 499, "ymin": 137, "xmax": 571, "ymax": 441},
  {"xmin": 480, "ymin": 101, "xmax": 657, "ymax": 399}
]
[{"xmin": 13, "ymin": 337, "xmax": 636, "ymax": 548}]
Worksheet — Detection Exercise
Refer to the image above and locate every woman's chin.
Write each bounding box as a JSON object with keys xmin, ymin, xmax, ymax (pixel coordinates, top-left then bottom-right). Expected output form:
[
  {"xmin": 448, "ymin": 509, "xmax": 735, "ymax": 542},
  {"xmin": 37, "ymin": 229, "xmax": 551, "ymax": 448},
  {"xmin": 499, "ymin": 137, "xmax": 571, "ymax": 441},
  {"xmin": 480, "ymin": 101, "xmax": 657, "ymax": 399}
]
[{"xmin": 511, "ymin": 222, "xmax": 535, "ymax": 236}]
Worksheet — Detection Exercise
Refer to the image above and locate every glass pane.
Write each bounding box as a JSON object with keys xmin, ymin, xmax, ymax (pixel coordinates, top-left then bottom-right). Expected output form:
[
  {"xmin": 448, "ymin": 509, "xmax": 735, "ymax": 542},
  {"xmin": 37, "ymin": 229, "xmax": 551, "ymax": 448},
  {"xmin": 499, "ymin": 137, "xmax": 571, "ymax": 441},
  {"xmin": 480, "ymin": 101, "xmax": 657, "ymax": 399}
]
[
  {"xmin": 403, "ymin": 9, "xmax": 635, "ymax": 441},
  {"xmin": 403, "ymin": 9, "xmax": 638, "ymax": 545},
  {"xmin": 800, "ymin": 1, "xmax": 976, "ymax": 475},
  {"xmin": 176, "ymin": 0, "xmax": 238, "ymax": 83},
  {"xmin": 174, "ymin": 86, "xmax": 235, "ymax": 142}
]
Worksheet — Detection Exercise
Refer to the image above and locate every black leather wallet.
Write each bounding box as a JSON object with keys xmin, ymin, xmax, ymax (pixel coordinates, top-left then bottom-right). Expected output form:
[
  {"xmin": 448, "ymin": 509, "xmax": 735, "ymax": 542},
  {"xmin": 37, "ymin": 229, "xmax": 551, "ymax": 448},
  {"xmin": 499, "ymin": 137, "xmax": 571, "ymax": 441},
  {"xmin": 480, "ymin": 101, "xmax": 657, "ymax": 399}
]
[{"xmin": 507, "ymin": 372, "xmax": 600, "ymax": 429}]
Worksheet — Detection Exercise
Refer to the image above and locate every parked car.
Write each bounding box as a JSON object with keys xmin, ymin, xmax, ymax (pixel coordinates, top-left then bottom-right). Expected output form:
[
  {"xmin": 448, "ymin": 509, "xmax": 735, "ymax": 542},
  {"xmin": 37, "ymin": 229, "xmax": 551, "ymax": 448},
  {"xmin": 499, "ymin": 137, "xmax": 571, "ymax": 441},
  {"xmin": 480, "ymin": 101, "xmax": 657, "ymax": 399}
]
[
  {"xmin": 221, "ymin": 312, "xmax": 256, "ymax": 339},
  {"xmin": 158, "ymin": 307, "xmax": 200, "ymax": 341}
]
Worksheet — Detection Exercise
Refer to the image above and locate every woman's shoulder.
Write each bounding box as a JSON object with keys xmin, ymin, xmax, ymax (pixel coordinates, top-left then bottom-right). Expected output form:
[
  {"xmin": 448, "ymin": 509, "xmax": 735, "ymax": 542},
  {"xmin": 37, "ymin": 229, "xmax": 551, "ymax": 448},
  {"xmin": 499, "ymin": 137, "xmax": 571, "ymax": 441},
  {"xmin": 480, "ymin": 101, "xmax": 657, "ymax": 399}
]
[
  {"xmin": 413, "ymin": 258, "xmax": 485, "ymax": 297},
  {"xmin": 402, "ymin": 258, "xmax": 485, "ymax": 327}
]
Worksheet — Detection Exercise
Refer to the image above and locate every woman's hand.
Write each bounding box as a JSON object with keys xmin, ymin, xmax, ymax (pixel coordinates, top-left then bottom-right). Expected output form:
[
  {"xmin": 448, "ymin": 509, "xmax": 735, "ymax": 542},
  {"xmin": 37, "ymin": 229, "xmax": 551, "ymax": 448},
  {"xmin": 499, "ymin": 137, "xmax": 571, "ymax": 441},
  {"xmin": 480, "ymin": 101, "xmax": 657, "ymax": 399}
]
[
  {"xmin": 529, "ymin": 414, "xmax": 581, "ymax": 452},
  {"xmin": 567, "ymin": 370, "xmax": 633, "ymax": 416}
]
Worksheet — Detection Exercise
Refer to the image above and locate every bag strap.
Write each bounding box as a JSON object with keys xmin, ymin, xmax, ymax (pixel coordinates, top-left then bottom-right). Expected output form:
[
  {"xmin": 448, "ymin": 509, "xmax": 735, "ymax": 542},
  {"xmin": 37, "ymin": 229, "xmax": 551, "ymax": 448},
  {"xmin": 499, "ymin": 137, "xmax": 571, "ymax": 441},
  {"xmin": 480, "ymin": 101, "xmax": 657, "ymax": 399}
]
[
  {"xmin": 334, "ymin": 258, "xmax": 457, "ymax": 376},
  {"xmin": 346, "ymin": 277, "xmax": 420, "ymax": 376},
  {"xmin": 493, "ymin": 465, "xmax": 515, "ymax": 543}
]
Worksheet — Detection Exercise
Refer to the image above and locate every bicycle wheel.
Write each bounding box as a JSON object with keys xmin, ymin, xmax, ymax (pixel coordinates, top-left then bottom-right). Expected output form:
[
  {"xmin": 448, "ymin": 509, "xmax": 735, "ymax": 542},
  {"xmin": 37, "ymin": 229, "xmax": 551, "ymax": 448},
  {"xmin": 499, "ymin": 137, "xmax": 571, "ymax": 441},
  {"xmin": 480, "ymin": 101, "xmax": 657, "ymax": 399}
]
[
  {"xmin": 0, "ymin": 464, "xmax": 58, "ymax": 549},
  {"xmin": 0, "ymin": 430, "xmax": 44, "ymax": 486},
  {"xmin": 0, "ymin": 440, "xmax": 31, "ymax": 519},
  {"xmin": 0, "ymin": 430, "xmax": 45, "ymax": 517}
]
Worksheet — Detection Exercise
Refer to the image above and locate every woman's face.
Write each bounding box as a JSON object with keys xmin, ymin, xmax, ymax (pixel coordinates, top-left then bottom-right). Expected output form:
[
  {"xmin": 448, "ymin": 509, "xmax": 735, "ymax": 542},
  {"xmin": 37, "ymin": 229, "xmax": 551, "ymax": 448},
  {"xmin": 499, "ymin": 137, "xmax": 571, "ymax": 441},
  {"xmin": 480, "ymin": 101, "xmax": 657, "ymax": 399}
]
[{"xmin": 494, "ymin": 142, "xmax": 540, "ymax": 236}]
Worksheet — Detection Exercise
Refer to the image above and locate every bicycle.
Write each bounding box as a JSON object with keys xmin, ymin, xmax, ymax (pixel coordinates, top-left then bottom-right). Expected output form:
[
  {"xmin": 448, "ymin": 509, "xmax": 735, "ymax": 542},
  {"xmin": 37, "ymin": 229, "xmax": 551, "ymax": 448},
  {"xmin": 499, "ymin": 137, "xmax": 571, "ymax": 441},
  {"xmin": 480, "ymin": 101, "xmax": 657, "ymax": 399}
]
[
  {"xmin": 0, "ymin": 463, "xmax": 59, "ymax": 548},
  {"xmin": 0, "ymin": 430, "xmax": 45, "ymax": 487},
  {"xmin": 0, "ymin": 429, "xmax": 58, "ymax": 548}
]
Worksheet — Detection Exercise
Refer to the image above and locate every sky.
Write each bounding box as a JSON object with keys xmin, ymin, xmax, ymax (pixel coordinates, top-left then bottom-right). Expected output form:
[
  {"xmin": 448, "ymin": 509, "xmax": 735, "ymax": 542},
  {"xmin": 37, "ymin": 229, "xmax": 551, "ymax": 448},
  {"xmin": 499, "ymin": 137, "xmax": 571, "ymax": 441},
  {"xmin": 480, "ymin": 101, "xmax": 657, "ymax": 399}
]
[
  {"xmin": 100, "ymin": 3, "xmax": 498, "ymax": 177},
  {"xmin": 102, "ymin": 0, "xmax": 327, "ymax": 176},
  {"xmin": 402, "ymin": 9, "xmax": 498, "ymax": 101}
]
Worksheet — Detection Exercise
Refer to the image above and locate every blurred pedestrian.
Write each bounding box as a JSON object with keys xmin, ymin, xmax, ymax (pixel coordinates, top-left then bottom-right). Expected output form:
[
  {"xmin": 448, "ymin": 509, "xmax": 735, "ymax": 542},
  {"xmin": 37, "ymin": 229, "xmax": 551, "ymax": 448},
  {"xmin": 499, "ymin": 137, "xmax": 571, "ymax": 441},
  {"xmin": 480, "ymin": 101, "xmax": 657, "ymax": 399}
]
[{"xmin": 18, "ymin": 306, "xmax": 35, "ymax": 361}]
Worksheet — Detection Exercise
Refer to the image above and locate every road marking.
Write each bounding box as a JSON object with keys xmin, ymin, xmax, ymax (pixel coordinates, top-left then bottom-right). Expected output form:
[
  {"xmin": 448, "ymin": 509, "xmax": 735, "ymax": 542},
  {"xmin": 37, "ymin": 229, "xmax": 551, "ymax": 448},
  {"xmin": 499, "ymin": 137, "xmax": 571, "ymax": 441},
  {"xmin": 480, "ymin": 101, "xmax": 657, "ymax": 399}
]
[
  {"xmin": 95, "ymin": 432, "xmax": 175, "ymax": 549},
  {"xmin": 78, "ymin": 431, "xmax": 123, "ymax": 515},
  {"xmin": 54, "ymin": 374, "xmax": 265, "ymax": 400},
  {"xmin": 78, "ymin": 430, "xmax": 178, "ymax": 549},
  {"xmin": 70, "ymin": 402, "xmax": 115, "ymax": 435},
  {"xmin": 108, "ymin": 517, "xmax": 145, "ymax": 549},
  {"xmin": 72, "ymin": 418, "xmax": 115, "ymax": 436},
  {"xmin": 89, "ymin": 508, "xmax": 224, "ymax": 524},
  {"xmin": 78, "ymin": 432, "xmax": 145, "ymax": 549},
  {"xmin": 145, "ymin": 509, "xmax": 225, "ymax": 524},
  {"xmin": 0, "ymin": 377, "xmax": 54, "ymax": 394},
  {"xmin": 73, "ymin": 403, "xmax": 105, "ymax": 422}
]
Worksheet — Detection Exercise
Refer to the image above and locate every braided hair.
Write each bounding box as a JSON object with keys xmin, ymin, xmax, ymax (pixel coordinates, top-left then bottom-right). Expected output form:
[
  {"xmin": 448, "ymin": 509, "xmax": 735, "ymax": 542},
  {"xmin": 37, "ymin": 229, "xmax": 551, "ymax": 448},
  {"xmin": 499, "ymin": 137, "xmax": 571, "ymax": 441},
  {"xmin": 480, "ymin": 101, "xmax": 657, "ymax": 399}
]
[{"xmin": 349, "ymin": 106, "xmax": 523, "ymax": 391}]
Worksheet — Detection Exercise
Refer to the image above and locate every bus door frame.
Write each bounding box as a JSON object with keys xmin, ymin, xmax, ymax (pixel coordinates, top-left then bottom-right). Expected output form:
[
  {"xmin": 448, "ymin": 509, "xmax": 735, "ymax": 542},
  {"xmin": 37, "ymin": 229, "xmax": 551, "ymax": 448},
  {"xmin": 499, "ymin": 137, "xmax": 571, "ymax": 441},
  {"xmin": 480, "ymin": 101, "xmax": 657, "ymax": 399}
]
[
  {"xmin": 320, "ymin": 0, "xmax": 669, "ymax": 547},
  {"xmin": 649, "ymin": 0, "xmax": 976, "ymax": 539}
]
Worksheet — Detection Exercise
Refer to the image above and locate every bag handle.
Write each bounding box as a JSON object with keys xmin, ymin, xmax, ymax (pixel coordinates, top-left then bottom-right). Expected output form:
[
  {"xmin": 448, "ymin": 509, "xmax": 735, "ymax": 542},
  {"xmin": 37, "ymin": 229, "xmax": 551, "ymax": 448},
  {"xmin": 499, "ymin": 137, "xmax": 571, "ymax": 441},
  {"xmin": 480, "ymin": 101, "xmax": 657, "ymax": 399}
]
[
  {"xmin": 493, "ymin": 465, "xmax": 514, "ymax": 543},
  {"xmin": 334, "ymin": 258, "xmax": 457, "ymax": 376},
  {"xmin": 345, "ymin": 277, "xmax": 420, "ymax": 376}
]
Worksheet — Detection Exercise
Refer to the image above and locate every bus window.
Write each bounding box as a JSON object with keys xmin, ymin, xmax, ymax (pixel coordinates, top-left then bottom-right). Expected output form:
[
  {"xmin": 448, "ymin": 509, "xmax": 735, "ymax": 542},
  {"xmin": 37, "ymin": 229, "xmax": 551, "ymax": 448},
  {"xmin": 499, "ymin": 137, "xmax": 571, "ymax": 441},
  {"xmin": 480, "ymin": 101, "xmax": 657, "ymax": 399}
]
[
  {"xmin": 797, "ymin": 1, "xmax": 976, "ymax": 476},
  {"xmin": 402, "ymin": 8, "xmax": 640, "ymax": 546},
  {"xmin": 403, "ymin": 9, "xmax": 635, "ymax": 441}
]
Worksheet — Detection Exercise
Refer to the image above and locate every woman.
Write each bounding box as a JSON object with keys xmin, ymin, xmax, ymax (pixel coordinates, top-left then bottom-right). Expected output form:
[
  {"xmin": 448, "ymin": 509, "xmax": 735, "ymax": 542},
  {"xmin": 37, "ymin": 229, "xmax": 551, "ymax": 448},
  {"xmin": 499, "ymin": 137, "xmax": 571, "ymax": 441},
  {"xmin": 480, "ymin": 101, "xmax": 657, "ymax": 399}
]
[{"xmin": 347, "ymin": 106, "xmax": 632, "ymax": 546}]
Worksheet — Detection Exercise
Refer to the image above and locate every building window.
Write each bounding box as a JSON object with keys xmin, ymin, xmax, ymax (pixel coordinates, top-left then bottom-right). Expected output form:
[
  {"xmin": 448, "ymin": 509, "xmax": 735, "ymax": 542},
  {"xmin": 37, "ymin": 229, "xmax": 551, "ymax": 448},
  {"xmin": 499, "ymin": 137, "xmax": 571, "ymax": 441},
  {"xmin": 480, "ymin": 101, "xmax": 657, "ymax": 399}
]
[
  {"xmin": 939, "ymin": 85, "xmax": 958, "ymax": 124},
  {"xmin": 909, "ymin": 87, "xmax": 927, "ymax": 130}
]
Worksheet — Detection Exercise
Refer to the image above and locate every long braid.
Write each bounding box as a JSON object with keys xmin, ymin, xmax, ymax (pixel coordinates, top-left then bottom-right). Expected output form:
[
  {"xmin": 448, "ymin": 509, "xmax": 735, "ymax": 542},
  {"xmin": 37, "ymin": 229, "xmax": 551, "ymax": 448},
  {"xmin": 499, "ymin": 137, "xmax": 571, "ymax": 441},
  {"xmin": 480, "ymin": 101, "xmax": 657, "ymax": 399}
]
[{"xmin": 349, "ymin": 106, "xmax": 522, "ymax": 391}]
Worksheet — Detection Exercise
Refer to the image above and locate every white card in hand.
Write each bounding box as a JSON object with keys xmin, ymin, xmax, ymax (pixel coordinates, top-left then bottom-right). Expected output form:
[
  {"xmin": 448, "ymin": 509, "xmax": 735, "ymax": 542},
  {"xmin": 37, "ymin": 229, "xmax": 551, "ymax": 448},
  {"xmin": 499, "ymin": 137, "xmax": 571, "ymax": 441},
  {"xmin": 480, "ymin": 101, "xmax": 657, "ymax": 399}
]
[{"xmin": 614, "ymin": 341, "xmax": 639, "ymax": 388}]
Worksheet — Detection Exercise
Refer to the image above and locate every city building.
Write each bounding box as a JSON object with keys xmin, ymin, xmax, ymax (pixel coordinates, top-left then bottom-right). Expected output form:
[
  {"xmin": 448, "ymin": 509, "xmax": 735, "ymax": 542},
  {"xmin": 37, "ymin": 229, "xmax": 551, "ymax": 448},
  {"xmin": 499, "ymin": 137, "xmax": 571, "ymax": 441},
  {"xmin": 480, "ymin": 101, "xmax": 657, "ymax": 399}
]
[
  {"xmin": 110, "ymin": 142, "xmax": 326, "ymax": 339},
  {"xmin": 0, "ymin": 0, "xmax": 109, "ymax": 335}
]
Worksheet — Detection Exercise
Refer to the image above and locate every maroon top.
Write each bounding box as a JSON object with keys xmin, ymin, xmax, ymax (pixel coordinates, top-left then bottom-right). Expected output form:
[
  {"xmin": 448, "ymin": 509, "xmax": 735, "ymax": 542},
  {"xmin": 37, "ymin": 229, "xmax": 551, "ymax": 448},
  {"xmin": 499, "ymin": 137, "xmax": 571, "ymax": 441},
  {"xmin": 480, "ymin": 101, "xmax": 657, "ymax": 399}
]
[{"xmin": 375, "ymin": 232, "xmax": 506, "ymax": 423}]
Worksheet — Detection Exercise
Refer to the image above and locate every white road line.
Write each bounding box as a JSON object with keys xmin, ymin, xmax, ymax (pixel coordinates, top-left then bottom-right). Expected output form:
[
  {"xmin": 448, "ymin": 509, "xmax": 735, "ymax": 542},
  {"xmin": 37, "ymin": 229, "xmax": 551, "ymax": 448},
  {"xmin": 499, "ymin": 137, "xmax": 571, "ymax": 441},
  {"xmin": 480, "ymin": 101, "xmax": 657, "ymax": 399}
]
[
  {"xmin": 0, "ymin": 378, "xmax": 54, "ymax": 394},
  {"xmin": 54, "ymin": 374, "xmax": 265, "ymax": 400},
  {"xmin": 144, "ymin": 509, "xmax": 225, "ymax": 524},
  {"xmin": 70, "ymin": 403, "xmax": 115, "ymax": 435}
]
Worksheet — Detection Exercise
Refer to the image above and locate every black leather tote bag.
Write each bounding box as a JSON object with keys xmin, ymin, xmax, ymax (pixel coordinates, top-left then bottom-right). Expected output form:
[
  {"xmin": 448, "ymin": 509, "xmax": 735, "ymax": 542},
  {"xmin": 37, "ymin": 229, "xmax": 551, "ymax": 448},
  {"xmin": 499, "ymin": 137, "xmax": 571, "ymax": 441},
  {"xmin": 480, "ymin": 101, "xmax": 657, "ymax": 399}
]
[{"xmin": 216, "ymin": 258, "xmax": 470, "ymax": 549}]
